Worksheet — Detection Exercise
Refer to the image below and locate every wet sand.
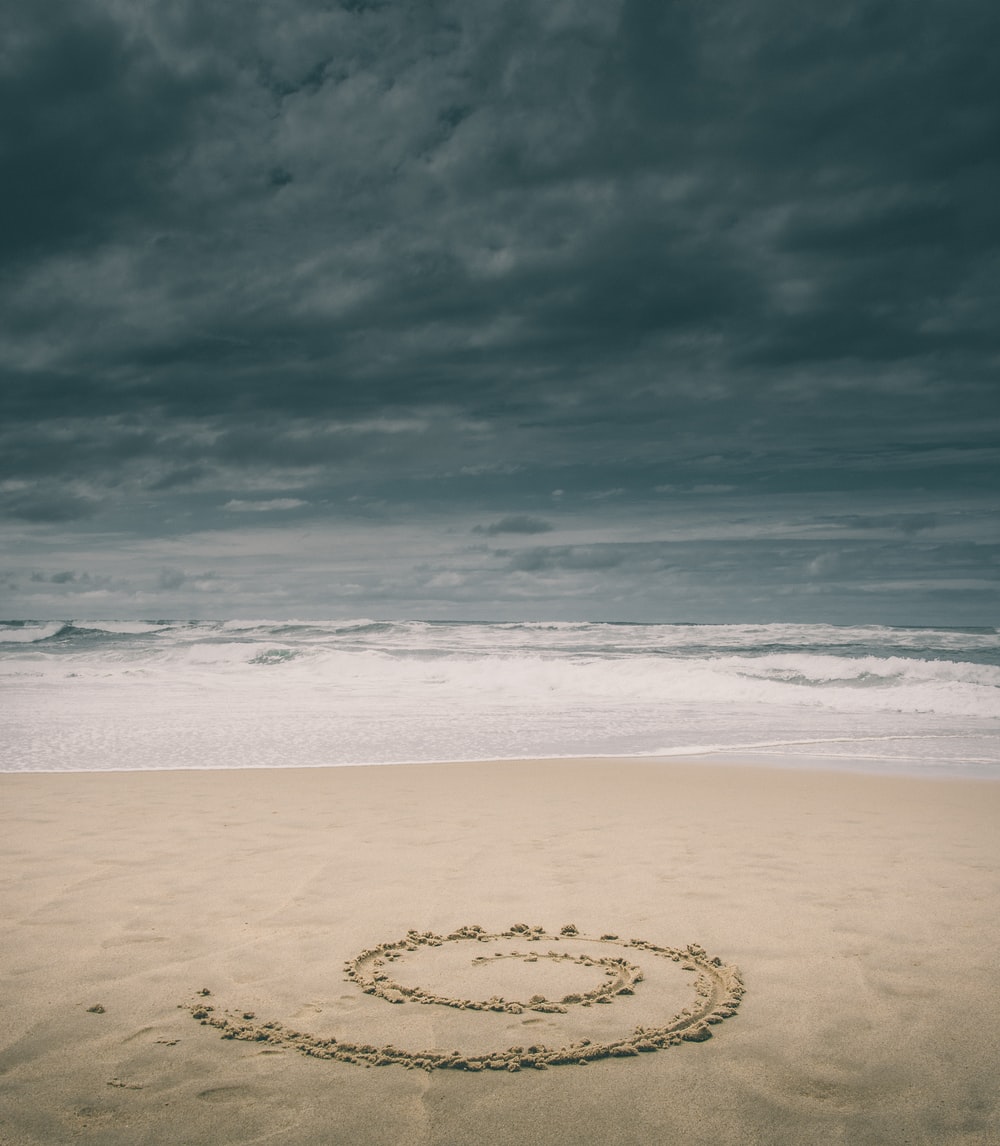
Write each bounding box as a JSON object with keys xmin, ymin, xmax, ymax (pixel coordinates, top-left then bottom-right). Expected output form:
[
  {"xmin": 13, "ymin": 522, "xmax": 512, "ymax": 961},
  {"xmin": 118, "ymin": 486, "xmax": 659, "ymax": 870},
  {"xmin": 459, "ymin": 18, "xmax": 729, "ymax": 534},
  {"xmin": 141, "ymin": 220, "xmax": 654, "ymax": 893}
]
[{"xmin": 1, "ymin": 759, "xmax": 998, "ymax": 1145}]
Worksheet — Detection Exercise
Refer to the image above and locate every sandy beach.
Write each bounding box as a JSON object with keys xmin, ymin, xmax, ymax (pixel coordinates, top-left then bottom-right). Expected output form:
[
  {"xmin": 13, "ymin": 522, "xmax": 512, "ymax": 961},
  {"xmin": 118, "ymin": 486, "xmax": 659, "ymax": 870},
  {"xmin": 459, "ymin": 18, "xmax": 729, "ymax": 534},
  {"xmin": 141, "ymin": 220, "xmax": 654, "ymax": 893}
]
[{"xmin": 1, "ymin": 758, "xmax": 998, "ymax": 1145}]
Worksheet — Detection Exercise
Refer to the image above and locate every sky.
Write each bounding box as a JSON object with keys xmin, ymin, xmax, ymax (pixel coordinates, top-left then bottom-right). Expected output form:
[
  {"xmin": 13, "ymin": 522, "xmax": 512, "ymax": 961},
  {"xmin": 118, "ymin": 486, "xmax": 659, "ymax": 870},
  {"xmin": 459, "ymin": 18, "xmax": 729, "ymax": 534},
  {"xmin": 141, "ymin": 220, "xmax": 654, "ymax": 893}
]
[{"xmin": 1, "ymin": 0, "xmax": 998, "ymax": 624}]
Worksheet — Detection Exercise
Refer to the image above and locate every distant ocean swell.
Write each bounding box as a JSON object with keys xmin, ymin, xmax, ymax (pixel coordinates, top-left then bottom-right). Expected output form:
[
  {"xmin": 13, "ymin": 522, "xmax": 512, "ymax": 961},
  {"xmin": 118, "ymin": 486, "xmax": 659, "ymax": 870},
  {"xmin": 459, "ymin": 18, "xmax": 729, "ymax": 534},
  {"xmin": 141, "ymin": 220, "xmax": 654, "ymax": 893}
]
[{"xmin": 2, "ymin": 620, "xmax": 998, "ymax": 776}]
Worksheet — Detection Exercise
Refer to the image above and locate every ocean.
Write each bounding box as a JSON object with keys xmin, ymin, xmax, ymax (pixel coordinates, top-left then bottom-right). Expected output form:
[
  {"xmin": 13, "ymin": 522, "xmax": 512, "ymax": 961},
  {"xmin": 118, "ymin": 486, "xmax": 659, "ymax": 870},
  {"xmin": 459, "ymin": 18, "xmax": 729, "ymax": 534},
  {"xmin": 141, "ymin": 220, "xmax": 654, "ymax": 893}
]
[{"xmin": 2, "ymin": 619, "xmax": 999, "ymax": 777}]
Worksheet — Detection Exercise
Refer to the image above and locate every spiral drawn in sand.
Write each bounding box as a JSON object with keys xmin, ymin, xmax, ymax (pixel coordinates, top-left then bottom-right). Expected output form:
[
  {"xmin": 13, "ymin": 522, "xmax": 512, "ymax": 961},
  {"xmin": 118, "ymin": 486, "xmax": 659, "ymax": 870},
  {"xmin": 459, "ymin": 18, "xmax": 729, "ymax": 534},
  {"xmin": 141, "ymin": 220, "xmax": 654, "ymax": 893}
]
[{"xmin": 187, "ymin": 923, "xmax": 744, "ymax": 1072}]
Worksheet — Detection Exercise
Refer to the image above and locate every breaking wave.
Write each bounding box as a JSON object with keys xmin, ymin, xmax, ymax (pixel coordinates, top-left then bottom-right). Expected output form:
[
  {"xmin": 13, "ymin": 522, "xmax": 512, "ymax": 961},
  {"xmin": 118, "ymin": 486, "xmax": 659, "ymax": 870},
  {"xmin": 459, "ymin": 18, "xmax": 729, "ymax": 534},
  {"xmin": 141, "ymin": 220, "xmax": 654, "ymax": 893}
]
[{"xmin": 2, "ymin": 619, "xmax": 998, "ymax": 774}]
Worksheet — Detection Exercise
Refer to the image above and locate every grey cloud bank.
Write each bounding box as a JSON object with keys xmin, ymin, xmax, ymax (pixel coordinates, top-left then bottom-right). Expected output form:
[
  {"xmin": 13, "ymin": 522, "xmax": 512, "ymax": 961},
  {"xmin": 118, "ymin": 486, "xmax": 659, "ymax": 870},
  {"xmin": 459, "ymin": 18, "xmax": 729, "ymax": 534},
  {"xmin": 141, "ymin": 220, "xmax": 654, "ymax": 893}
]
[{"xmin": 1, "ymin": 0, "xmax": 997, "ymax": 622}]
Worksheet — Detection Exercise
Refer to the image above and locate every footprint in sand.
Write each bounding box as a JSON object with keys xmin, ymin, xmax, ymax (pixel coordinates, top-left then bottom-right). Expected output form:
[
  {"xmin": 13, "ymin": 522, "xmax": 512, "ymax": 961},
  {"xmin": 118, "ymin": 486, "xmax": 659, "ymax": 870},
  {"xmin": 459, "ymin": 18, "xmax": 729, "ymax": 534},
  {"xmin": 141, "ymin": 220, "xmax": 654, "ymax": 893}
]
[{"xmin": 196, "ymin": 1085, "xmax": 256, "ymax": 1103}]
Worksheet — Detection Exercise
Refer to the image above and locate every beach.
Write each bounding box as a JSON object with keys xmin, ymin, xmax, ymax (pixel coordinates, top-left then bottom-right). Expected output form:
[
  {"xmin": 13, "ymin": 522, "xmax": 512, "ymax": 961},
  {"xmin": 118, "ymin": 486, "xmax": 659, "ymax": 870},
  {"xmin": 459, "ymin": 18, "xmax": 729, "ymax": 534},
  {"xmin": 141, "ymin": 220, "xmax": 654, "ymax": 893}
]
[{"xmin": 1, "ymin": 758, "xmax": 998, "ymax": 1145}]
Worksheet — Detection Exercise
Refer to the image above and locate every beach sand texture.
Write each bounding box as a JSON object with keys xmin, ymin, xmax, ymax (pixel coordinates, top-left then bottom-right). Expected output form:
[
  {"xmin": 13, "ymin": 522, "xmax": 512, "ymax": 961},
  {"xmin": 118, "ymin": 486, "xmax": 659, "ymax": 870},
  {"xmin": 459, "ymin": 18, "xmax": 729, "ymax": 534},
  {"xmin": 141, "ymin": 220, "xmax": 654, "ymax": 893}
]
[{"xmin": 1, "ymin": 759, "xmax": 998, "ymax": 1145}]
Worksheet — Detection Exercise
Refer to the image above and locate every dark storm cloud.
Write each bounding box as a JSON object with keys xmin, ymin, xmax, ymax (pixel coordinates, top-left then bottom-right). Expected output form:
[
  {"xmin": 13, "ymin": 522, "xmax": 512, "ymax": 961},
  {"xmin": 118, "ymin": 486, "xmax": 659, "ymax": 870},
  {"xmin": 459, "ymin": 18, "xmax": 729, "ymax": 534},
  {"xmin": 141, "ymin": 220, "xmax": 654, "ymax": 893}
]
[
  {"xmin": 494, "ymin": 536, "xmax": 1000, "ymax": 596},
  {"xmin": 0, "ymin": 486, "xmax": 100, "ymax": 523},
  {"xmin": 0, "ymin": 0, "xmax": 212, "ymax": 265},
  {"xmin": 1, "ymin": 0, "xmax": 997, "ymax": 619},
  {"xmin": 25, "ymin": 569, "xmax": 113, "ymax": 590},
  {"xmin": 4, "ymin": 2, "xmax": 998, "ymax": 412}
]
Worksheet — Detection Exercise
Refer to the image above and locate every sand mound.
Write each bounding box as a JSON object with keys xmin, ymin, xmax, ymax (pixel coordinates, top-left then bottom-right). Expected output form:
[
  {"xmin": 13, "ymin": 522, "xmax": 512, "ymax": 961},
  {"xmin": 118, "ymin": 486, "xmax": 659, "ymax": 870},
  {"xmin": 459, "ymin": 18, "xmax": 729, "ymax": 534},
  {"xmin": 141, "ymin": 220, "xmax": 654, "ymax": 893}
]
[{"xmin": 187, "ymin": 923, "xmax": 744, "ymax": 1071}]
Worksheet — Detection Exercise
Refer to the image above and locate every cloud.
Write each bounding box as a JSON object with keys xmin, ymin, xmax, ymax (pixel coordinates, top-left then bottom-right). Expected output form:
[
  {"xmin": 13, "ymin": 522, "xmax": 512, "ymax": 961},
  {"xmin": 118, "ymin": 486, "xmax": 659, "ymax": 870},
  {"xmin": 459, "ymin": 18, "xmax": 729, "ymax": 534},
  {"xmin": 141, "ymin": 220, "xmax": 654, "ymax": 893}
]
[
  {"xmin": 223, "ymin": 498, "xmax": 307, "ymax": 513},
  {"xmin": 157, "ymin": 568, "xmax": 186, "ymax": 591},
  {"xmin": 30, "ymin": 570, "xmax": 78, "ymax": 584},
  {"xmin": 24, "ymin": 569, "xmax": 115, "ymax": 592},
  {"xmin": 156, "ymin": 568, "xmax": 225, "ymax": 592},
  {"xmin": 819, "ymin": 513, "xmax": 938, "ymax": 536},
  {"xmin": 0, "ymin": 0, "xmax": 212, "ymax": 266},
  {"xmin": 0, "ymin": 487, "xmax": 99, "ymax": 523},
  {"xmin": 473, "ymin": 515, "xmax": 554, "ymax": 536},
  {"xmin": 504, "ymin": 545, "xmax": 626, "ymax": 573},
  {"xmin": 149, "ymin": 465, "xmax": 211, "ymax": 491},
  {"xmin": 0, "ymin": 1, "xmax": 996, "ymax": 624},
  {"xmin": 1, "ymin": 1, "xmax": 995, "ymax": 432}
]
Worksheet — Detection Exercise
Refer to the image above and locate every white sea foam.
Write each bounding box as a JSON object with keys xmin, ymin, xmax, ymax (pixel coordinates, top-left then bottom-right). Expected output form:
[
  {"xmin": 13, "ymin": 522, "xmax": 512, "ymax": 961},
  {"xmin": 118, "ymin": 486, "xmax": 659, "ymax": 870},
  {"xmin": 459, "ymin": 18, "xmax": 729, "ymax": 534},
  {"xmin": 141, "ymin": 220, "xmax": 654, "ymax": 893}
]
[
  {"xmin": 0, "ymin": 622, "xmax": 67, "ymax": 643},
  {"xmin": 1, "ymin": 620, "xmax": 998, "ymax": 775}
]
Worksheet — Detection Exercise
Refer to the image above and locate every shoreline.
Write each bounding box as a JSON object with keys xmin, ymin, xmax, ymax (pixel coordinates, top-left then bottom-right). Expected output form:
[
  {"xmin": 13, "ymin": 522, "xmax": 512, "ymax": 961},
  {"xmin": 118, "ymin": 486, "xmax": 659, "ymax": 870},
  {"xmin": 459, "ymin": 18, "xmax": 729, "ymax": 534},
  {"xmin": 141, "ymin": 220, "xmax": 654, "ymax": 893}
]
[
  {"xmin": 3, "ymin": 747, "xmax": 999, "ymax": 780},
  {"xmin": 2, "ymin": 758, "xmax": 999, "ymax": 1144}
]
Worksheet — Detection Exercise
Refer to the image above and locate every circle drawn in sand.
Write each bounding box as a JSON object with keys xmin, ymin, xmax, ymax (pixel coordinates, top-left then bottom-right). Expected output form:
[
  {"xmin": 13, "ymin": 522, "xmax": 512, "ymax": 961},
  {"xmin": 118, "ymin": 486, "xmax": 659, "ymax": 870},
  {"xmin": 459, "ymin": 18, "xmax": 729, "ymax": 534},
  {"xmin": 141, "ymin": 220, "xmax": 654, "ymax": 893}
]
[{"xmin": 187, "ymin": 923, "xmax": 744, "ymax": 1072}]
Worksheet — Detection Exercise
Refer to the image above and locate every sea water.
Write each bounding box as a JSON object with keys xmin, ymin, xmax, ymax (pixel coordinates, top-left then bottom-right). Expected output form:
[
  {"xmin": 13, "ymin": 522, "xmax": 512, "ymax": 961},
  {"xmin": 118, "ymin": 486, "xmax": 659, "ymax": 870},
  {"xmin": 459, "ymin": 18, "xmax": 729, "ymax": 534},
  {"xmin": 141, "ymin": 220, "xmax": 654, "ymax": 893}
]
[{"xmin": 2, "ymin": 619, "xmax": 998, "ymax": 776}]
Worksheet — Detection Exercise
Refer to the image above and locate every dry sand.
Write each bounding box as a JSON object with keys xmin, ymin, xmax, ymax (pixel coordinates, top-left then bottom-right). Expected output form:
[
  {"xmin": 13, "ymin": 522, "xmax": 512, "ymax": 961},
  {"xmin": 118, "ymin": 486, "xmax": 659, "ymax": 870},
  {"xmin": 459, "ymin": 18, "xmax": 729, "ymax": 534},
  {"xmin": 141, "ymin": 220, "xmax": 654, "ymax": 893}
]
[{"xmin": 1, "ymin": 758, "xmax": 998, "ymax": 1145}]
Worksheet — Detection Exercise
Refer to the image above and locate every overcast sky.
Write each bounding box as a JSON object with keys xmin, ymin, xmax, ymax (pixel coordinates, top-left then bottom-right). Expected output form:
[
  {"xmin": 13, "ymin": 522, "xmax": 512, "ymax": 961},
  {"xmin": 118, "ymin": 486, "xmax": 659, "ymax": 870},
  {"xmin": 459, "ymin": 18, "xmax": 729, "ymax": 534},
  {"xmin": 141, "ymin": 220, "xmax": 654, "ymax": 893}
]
[{"xmin": 2, "ymin": 0, "xmax": 998, "ymax": 623}]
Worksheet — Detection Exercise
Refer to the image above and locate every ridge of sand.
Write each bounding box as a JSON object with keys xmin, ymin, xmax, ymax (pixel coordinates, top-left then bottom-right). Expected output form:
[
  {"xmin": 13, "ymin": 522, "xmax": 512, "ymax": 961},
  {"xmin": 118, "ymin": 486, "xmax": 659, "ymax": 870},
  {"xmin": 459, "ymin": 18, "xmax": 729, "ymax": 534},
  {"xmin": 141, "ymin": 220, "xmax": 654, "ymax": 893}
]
[{"xmin": 186, "ymin": 923, "xmax": 743, "ymax": 1071}]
